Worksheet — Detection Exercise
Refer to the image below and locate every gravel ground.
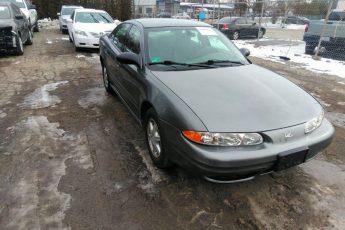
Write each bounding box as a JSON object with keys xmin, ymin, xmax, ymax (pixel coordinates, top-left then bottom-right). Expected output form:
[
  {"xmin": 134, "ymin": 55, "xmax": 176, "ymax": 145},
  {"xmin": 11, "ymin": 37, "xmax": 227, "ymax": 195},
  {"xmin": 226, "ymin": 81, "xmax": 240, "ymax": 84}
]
[{"xmin": 0, "ymin": 27, "xmax": 344, "ymax": 230}]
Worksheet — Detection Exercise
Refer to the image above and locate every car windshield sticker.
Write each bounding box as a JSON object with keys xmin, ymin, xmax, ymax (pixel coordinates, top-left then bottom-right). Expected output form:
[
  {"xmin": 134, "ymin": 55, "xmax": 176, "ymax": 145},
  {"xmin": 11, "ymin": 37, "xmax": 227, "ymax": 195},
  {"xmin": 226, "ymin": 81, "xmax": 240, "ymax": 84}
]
[
  {"xmin": 151, "ymin": 57, "xmax": 161, "ymax": 63},
  {"xmin": 196, "ymin": 27, "xmax": 217, "ymax": 36}
]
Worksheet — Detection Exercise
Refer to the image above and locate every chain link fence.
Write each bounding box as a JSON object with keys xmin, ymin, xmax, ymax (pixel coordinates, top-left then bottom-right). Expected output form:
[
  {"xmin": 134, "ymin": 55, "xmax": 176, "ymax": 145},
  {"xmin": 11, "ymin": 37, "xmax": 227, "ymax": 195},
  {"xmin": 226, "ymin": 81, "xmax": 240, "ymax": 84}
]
[{"xmin": 133, "ymin": 0, "xmax": 345, "ymax": 61}]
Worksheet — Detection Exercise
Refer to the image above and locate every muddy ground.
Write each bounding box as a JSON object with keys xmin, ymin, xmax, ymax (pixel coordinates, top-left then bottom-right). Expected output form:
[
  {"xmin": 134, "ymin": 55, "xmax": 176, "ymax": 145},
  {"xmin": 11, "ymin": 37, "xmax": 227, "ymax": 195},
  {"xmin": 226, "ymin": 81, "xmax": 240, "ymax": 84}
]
[{"xmin": 0, "ymin": 28, "xmax": 345, "ymax": 230}]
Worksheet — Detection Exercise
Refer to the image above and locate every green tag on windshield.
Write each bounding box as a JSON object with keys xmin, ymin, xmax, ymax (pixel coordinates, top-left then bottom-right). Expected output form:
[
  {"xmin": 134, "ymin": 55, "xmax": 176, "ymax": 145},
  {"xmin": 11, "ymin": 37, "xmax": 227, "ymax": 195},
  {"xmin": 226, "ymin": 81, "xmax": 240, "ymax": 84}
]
[{"xmin": 151, "ymin": 57, "xmax": 161, "ymax": 63}]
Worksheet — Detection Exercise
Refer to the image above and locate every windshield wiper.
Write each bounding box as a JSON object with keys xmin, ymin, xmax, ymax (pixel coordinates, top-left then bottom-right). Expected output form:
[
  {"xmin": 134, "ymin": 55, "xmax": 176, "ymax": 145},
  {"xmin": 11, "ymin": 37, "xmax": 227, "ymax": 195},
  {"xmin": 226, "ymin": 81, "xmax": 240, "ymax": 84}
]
[
  {"xmin": 194, "ymin": 60, "xmax": 245, "ymax": 66},
  {"xmin": 89, "ymin": 13, "xmax": 99, "ymax": 23},
  {"xmin": 149, "ymin": 60, "xmax": 216, "ymax": 68}
]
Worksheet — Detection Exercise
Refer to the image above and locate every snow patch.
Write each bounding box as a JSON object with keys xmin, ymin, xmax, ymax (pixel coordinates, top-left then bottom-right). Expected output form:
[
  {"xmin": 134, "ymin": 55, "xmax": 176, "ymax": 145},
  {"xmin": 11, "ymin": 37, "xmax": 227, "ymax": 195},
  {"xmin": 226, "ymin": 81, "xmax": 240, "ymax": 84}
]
[
  {"xmin": 18, "ymin": 81, "xmax": 68, "ymax": 109},
  {"xmin": 0, "ymin": 110, "xmax": 6, "ymax": 119},
  {"xmin": 234, "ymin": 40, "xmax": 345, "ymax": 78}
]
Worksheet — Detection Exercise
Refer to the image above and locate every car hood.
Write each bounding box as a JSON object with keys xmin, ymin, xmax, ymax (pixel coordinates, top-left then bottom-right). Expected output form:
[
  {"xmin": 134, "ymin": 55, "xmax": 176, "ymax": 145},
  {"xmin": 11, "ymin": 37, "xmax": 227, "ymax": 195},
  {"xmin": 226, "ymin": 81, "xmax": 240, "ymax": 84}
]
[
  {"xmin": 151, "ymin": 64, "xmax": 322, "ymax": 132},
  {"xmin": 74, "ymin": 22, "xmax": 116, "ymax": 33},
  {"xmin": 0, "ymin": 20, "xmax": 16, "ymax": 29}
]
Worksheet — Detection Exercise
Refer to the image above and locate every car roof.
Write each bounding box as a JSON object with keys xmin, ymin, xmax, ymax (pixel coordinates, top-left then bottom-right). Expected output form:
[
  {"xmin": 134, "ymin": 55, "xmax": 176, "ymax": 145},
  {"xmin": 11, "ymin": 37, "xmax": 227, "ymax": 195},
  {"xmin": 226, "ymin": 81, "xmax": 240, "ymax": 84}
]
[
  {"xmin": 74, "ymin": 8, "xmax": 105, "ymax": 13},
  {"xmin": 62, "ymin": 5, "xmax": 83, "ymax": 8},
  {"xmin": 130, "ymin": 18, "xmax": 211, "ymax": 28}
]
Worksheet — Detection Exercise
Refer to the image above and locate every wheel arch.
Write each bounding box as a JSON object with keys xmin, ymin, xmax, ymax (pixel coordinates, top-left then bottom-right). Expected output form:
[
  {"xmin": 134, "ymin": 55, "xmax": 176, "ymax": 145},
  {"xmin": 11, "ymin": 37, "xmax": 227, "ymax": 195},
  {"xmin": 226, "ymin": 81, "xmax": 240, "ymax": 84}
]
[{"xmin": 140, "ymin": 101, "xmax": 154, "ymax": 125}]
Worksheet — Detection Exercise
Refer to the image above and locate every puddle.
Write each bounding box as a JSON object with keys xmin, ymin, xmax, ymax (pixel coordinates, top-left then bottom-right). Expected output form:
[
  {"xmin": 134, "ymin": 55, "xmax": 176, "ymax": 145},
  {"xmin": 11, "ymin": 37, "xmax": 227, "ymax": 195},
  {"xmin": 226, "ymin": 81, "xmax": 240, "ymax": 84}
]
[
  {"xmin": 2, "ymin": 116, "xmax": 93, "ymax": 228},
  {"xmin": 326, "ymin": 112, "xmax": 345, "ymax": 129},
  {"xmin": 78, "ymin": 87, "xmax": 107, "ymax": 109},
  {"xmin": 303, "ymin": 160, "xmax": 345, "ymax": 229},
  {"xmin": 18, "ymin": 81, "xmax": 68, "ymax": 109}
]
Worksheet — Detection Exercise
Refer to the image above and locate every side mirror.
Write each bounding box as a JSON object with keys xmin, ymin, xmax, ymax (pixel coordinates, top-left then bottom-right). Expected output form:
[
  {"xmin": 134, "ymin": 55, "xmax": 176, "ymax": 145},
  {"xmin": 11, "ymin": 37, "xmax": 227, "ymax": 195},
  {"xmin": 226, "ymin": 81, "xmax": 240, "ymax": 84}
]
[
  {"xmin": 29, "ymin": 4, "xmax": 36, "ymax": 10},
  {"xmin": 15, "ymin": 14, "xmax": 24, "ymax": 20},
  {"xmin": 116, "ymin": 52, "xmax": 141, "ymax": 68},
  {"xmin": 57, "ymin": 13, "xmax": 61, "ymax": 16},
  {"xmin": 239, "ymin": 48, "xmax": 250, "ymax": 57}
]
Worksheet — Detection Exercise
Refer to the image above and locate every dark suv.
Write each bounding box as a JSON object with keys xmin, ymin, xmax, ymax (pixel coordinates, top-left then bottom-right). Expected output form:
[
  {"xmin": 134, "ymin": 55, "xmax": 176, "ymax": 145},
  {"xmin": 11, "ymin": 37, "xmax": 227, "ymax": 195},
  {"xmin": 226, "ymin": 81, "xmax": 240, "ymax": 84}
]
[
  {"xmin": 213, "ymin": 17, "xmax": 266, "ymax": 40},
  {"xmin": 0, "ymin": 2, "xmax": 32, "ymax": 55}
]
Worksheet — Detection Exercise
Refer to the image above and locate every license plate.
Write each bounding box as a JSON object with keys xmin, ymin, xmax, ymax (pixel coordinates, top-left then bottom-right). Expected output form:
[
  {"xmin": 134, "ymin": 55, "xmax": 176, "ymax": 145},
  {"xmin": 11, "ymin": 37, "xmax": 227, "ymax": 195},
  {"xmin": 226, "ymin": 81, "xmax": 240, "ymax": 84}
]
[
  {"xmin": 321, "ymin": 36, "xmax": 330, "ymax": 42},
  {"xmin": 274, "ymin": 150, "xmax": 308, "ymax": 171}
]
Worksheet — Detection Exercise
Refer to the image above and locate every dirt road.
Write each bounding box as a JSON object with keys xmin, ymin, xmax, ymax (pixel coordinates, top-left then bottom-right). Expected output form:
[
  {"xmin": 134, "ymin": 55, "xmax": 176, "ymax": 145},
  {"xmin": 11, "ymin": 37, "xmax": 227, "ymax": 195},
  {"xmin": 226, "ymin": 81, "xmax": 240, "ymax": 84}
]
[{"xmin": 0, "ymin": 28, "xmax": 344, "ymax": 230}]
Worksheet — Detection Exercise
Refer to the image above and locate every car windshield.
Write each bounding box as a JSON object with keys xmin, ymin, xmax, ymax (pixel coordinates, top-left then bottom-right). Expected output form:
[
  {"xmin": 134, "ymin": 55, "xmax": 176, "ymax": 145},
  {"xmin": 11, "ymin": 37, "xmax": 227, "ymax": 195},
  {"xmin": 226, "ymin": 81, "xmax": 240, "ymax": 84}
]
[
  {"xmin": 2, "ymin": 0, "xmax": 24, "ymax": 8},
  {"xmin": 0, "ymin": 6, "xmax": 10, "ymax": 19},
  {"xmin": 146, "ymin": 27, "xmax": 249, "ymax": 70},
  {"xmin": 62, "ymin": 7, "xmax": 79, "ymax": 16},
  {"xmin": 75, "ymin": 12, "xmax": 113, "ymax": 23}
]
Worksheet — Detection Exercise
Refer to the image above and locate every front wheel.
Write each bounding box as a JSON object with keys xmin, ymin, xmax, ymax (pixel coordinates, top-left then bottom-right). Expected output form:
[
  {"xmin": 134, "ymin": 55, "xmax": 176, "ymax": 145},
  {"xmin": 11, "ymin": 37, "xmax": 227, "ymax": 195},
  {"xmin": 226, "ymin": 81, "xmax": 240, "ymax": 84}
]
[
  {"xmin": 25, "ymin": 30, "xmax": 33, "ymax": 45},
  {"xmin": 145, "ymin": 109, "xmax": 172, "ymax": 168},
  {"xmin": 102, "ymin": 64, "xmax": 112, "ymax": 93},
  {"xmin": 33, "ymin": 21, "xmax": 39, "ymax": 32},
  {"xmin": 15, "ymin": 35, "xmax": 24, "ymax": 55}
]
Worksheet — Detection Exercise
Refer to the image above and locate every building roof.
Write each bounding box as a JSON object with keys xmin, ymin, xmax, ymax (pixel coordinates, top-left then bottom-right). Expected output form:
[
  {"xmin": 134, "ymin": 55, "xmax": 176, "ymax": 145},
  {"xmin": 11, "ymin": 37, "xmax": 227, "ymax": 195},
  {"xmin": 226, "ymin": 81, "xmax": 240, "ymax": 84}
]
[{"xmin": 132, "ymin": 18, "xmax": 211, "ymax": 28}]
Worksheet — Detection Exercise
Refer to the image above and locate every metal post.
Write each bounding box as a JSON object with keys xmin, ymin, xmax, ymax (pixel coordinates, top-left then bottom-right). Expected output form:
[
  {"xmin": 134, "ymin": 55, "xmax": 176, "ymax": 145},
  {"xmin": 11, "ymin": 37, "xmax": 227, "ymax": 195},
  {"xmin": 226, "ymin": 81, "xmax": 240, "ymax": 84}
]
[
  {"xmin": 217, "ymin": 0, "xmax": 220, "ymax": 29},
  {"xmin": 315, "ymin": 0, "xmax": 333, "ymax": 58},
  {"xmin": 257, "ymin": 0, "xmax": 265, "ymax": 41}
]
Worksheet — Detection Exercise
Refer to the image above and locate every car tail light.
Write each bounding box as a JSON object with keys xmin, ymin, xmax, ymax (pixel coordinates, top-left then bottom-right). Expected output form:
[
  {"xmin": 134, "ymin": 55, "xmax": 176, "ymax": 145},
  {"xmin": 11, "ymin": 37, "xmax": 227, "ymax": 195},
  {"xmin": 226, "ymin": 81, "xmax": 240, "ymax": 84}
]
[
  {"xmin": 305, "ymin": 23, "xmax": 309, "ymax": 32},
  {"xmin": 222, "ymin": 24, "xmax": 230, "ymax": 30}
]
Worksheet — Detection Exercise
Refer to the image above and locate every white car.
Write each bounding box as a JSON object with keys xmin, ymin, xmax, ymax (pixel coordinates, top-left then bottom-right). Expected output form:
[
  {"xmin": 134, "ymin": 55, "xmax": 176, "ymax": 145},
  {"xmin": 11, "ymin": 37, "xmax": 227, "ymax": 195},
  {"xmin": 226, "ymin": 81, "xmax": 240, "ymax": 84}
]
[
  {"xmin": 0, "ymin": 0, "xmax": 38, "ymax": 31},
  {"xmin": 67, "ymin": 9, "xmax": 117, "ymax": 50},
  {"xmin": 57, "ymin": 5, "xmax": 83, "ymax": 34}
]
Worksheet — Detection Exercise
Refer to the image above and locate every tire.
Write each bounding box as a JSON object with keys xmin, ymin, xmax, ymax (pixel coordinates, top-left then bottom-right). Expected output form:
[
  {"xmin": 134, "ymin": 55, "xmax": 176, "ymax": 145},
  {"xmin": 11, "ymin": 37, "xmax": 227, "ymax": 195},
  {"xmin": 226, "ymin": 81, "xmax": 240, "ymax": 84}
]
[
  {"xmin": 25, "ymin": 30, "xmax": 33, "ymax": 45},
  {"xmin": 257, "ymin": 29, "xmax": 264, "ymax": 39},
  {"xmin": 102, "ymin": 64, "xmax": 112, "ymax": 93},
  {"xmin": 74, "ymin": 38, "xmax": 81, "ymax": 52},
  {"xmin": 305, "ymin": 43, "xmax": 315, "ymax": 55},
  {"xmin": 69, "ymin": 33, "xmax": 73, "ymax": 43},
  {"xmin": 232, "ymin": 31, "xmax": 240, "ymax": 40},
  {"xmin": 15, "ymin": 35, "xmax": 24, "ymax": 55},
  {"xmin": 144, "ymin": 108, "xmax": 172, "ymax": 168},
  {"xmin": 33, "ymin": 21, "xmax": 39, "ymax": 32}
]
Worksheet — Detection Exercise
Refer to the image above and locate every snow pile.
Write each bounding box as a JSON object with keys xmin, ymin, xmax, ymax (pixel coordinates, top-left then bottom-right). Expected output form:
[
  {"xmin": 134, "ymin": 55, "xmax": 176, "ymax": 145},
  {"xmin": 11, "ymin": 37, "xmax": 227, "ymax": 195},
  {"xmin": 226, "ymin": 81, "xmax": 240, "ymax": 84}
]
[
  {"xmin": 38, "ymin": 18, "xmax": 59, "ymax": 30},
  {"xmin": 234, "ymin": 40, "xmax": 345, "ymax": 78}
]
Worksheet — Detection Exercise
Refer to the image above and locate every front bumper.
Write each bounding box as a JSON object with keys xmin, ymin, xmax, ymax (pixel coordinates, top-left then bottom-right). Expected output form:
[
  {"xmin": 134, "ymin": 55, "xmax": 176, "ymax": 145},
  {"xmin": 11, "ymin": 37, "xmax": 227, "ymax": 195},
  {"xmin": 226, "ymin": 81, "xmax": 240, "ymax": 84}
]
[
  {"xmin": 162, "ymin": 119, "xmax": 334, "ymax": 179},
  {"xmin": 74, "ymin": 35, "xmax": 100, "ymax": 48},
  {"xmin": 304, "ymin": 34, "xmax": 345, "ymax": 51}
]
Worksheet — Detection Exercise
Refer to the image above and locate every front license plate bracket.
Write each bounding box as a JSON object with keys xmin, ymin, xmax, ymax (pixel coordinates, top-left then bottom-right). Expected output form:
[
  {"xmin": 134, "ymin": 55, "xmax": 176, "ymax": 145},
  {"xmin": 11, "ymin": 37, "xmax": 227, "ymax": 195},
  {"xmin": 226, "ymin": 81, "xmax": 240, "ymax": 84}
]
[{"xmin": 274, "ymin": 148, "xmax": 308, "ymax": 171}]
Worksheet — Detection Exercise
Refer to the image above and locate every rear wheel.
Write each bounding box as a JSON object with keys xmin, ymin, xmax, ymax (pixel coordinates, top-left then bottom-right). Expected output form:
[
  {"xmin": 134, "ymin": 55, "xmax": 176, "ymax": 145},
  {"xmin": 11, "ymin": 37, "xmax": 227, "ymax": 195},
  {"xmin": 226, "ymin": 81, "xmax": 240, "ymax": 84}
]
[
  {"xmin": 15, "ymin": 35, "xmax": 24, "ymax": 55},
  {"xmin": 144, "ymin": 108, "xmax": 172, "ymax": 168},
  {"xmin": 232, "ymin": 31, "xmax": 240, "ymax": 40}
]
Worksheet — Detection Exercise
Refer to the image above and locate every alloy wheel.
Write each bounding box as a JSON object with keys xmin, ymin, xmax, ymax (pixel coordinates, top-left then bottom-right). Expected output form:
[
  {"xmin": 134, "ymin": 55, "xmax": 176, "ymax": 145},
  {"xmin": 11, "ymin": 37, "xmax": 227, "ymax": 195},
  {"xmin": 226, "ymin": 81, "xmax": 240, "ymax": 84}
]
[
  {"xmin": 103, "ymin": 65, "xmax": 109, "ymax": 89},
  {"xmin": 147, "ymin": 118, "xmax": 162, "ymax": 158},
  {"xmin": 233, "ymin": 31, "xmax": 239, "ymax": 40}
]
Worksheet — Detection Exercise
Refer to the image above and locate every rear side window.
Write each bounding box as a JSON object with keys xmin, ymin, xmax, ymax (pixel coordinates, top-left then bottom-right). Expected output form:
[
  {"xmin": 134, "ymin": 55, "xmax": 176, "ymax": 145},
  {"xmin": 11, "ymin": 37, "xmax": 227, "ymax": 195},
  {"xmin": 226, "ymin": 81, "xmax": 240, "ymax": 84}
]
[
  {"xmin": 219, "ymin": 17, "xmax": 231, "ymax": 23},
  {"xmin": 110, "ymin": 23, "xmax": 131, "ymax": 52},
  {"xmin": 0, "ymin": 6, "xmax": 10, "ymax": 19},
  {"xmin": 329, "ymin": 12, "xmax": 345, "ymax": 21},
  {"xmin": 125, "ymin": 26, "xmax": 141, "ymax": 54}
]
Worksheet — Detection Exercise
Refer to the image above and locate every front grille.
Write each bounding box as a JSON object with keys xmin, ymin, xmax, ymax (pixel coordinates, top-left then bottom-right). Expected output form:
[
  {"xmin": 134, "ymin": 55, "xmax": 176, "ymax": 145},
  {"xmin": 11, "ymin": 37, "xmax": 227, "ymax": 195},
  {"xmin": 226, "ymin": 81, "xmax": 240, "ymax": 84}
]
[{"xmin": 0, "ymin": 26, "xmax": 12, "ymax": 37}]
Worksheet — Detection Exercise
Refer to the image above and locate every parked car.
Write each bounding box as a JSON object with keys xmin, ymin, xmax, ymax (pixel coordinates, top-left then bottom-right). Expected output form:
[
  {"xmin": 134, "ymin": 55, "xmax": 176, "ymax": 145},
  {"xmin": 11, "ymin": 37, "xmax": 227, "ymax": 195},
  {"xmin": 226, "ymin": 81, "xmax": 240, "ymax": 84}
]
[
  {"xmin": 0, "ymin": 2, "xmax": 33, "ymax": 55},
  {"xmin": 57, "ymin": 5, "xmax": 83, "ymax": 34},
  {"xmin": 157, "ymin": 12, "xmax": 171, "ymax": 18},
  {"xmin": 0, "ymin": 0, "xmax": 38, "ymax": 32},
  {"xmin": 172, "ymin": 12, "xmax": 191, "ymax": 20},
  {"xmin": 67, "ymin": 8, "xmax": 117, "ymax": 51},
  {"xmin": 304, "ymin": 10, "xmax": 345, "ymax": 55},
  {"xmin": 284, "ymin": 16, "xmax": 309, "ymax": 25},
  {"xmin": 212, "ymin": 17, "xmax": 266, "ymax": 40},
  {"xmin": 99, "ymin": 19, "xmax": 334, "ymax": 182}
]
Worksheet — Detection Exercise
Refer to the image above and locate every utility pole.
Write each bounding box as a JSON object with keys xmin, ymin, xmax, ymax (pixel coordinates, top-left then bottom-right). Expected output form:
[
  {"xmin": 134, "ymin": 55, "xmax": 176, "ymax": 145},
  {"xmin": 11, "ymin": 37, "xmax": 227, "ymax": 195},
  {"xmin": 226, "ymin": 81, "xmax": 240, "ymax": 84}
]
[{"xmin": 132, "ymin": 0, "xmax": 135, "ymax": 19}]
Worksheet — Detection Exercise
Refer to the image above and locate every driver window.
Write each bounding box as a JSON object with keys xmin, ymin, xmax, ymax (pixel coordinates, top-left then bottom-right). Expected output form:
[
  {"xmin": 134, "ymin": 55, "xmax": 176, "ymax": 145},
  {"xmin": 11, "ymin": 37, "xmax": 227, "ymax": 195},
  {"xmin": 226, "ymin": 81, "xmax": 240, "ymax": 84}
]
[
  {"xmin": 110, "ymin": 23, "xmax": 131, "ymax": 52},
  {"xmin": 125, "ymin": 26, "xmax": 141, "ymax": 54}
]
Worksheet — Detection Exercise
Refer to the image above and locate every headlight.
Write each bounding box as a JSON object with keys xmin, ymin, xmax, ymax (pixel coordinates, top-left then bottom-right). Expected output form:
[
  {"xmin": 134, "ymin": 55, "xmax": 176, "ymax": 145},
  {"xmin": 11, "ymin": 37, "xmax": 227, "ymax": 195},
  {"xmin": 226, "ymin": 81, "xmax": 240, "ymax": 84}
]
[
  {"xmin": 182, "ymin": 131, "xmax": 263, "ymax": 146},
  {"xmin": 305, "ymin": 111, "xmax": 324, "ymax": 134},
  {"xmin": 75, "ymin": 30, "xmax": 88, "ymax": 37}
]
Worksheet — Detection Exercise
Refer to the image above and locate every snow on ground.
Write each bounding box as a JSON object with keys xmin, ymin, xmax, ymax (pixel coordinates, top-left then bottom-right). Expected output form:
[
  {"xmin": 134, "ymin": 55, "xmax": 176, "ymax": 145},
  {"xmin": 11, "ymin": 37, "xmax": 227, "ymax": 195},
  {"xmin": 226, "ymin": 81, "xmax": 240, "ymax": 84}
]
[
  {"xmin": 234, "ymin": 39, "xmax": 345, "ymax": 78},
  {"xmin": 38, "ymin": 18, "xmax": 59, "ymax": 30}
]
